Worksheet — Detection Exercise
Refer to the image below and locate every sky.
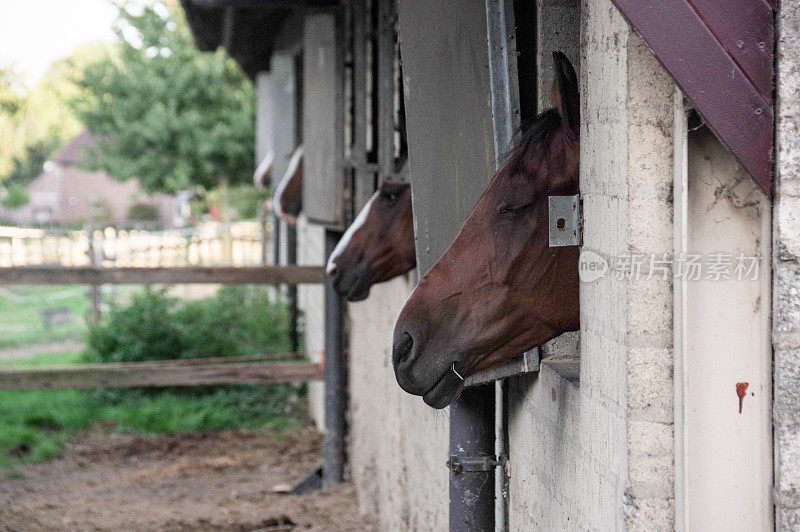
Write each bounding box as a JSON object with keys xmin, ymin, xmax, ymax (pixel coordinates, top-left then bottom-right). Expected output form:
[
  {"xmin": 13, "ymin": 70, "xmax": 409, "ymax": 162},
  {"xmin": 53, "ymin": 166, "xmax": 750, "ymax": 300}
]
[{"xmin": 0, "ymin": 0, "xmax": 118, "ymax": 84}]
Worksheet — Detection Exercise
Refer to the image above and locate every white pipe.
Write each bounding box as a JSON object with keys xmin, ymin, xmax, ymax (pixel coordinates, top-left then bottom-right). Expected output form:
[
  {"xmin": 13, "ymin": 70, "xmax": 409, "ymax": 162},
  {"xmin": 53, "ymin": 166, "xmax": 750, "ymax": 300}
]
[{"xmin": 672, "ymin": 89, "xmax": 689, "ymax": 532}]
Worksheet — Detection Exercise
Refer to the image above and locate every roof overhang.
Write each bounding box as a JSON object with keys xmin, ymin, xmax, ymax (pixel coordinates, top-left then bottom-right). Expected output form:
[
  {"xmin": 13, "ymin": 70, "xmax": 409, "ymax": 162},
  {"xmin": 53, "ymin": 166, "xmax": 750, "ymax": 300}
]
[
  {"xmin": 180, "ymin": 0, "xmax": 339, "ymax": 78},
  {"xmin": 611, "ymin": 0, "xmax": 776, "ymax": 197}
]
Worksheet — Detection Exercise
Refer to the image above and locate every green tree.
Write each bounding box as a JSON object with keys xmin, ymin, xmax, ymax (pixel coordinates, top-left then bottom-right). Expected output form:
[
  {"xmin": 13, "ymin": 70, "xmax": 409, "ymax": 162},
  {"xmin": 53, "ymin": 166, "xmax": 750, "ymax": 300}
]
[
  {"xmin": 73, "ymin": 0, "xmax": 255, "ymax": 194},
  {"xmin": 0, "ymin": 67, "xmax": 32, "ymax": 178},
  {"xmin": 0, "ymin": 183, "xmax": 30, "ymax": 209},
  {"xmin": 4, "ymin": 138, "xmax": 59, "ymax": 187},
  {"xmin": 0, "ymin": 48, "xmax": 91, "ymax": 187}
]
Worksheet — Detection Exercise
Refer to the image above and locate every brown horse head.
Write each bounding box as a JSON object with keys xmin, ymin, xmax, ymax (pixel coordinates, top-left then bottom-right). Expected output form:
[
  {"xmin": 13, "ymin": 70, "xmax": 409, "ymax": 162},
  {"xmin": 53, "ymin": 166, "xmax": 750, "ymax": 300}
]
[
  {"xmin": 274, "ymin": 145, "xmax": 303, "ymax": 224},
  {"xmin": 392, "ymin": 52, "xmax": 580, "ymax": 408},
  {"xmin": 326, "ymin": 161, "xmax": 415, "ymax": 302}
]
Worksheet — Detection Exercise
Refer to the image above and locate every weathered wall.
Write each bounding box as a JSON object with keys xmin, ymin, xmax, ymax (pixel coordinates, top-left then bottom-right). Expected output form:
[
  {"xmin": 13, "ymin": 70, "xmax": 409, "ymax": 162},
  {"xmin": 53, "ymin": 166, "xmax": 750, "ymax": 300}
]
[
  {"xmin": 536, "ymin": 0, "xmax": 581, "ymax": 113},
  {"xmin": 679, "ymin": 126, "xmax": 772, "ymax": 529},
  {"xmin": 297, "ymin": 216, "xmax": 326, "ymax": 430},
  {"xmin": 774, "ymin": 2, "xmax": 800, "ymax": 529},
  {"xmin": 346, "ymin": 275, "xmax": 449, "ymax": 531},
  {"xmin": 507, "ymin": 1, "xmax": 676, "ymax": 528}
]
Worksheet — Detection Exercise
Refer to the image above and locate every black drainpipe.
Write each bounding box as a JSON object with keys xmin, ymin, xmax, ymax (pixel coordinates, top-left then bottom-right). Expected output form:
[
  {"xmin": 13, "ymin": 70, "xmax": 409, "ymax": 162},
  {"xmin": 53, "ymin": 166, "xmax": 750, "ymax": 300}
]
[
  {"xmin": 448, "ymin": 384, "xmax": 496, "ymax": 531},
  {"xmin": 286, "ymin": 223, "xmax": 299, "ymax": 352},
  {"xmin": 323, "ymin": 229, "xmax": 346, "ymax": 487}
]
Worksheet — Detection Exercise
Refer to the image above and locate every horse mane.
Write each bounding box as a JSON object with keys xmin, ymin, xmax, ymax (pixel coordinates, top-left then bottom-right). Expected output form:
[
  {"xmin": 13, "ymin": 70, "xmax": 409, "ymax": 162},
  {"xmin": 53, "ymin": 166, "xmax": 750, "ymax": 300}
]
[{"xmin": 502, "ymin": 108, "xmax": 563, "ymax": 168}]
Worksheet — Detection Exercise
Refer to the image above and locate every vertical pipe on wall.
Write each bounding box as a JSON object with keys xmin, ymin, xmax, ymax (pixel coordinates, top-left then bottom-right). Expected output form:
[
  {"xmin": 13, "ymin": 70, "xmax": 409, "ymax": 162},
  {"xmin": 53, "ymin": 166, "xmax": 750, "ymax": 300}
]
[
  {"xmin": 449, "ymin": 384, "xmax": 496, "ymax": 531},
  {"xmin": 287, "ymin": 223, "xmax": 299, "ymax": 352},
  {"xmin": 272, "ymin": 215, "xmax": 281, "ymax": 267},
  {"xmin": 672, "ymin": 91, "xmax": 689, "ymax": 532},
  {"xmin": 485, "ymin": 2, "xmax": 521, "ymax": 529},
  {"xmin": 287, "ymin": 50, "xmax": 303, "ymax": 355},
  {"xmin": 323, "ymin": 229, "xmax": 346, "ymax": 487}
]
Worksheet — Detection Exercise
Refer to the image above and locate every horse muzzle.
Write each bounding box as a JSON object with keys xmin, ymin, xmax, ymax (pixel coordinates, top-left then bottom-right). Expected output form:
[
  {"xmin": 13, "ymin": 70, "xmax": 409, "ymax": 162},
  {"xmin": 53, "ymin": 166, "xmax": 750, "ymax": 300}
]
[
  {"xmin": 327, "ymin": 260, "xmax": 372, "ymax": 302},
  {"xmin": 391, "ymin": 329, "xmax": 465, "ymax": 409}
]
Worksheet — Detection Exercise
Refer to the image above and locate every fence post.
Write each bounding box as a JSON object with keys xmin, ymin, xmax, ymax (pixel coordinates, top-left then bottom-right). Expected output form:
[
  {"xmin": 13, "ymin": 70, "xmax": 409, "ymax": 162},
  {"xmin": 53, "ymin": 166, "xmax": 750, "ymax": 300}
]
[
  {"xmin": 323, "ymin": 229, "xmax": 345, "ymax": 487},
  {"xmin": 87, "ymin": 226, "xmax": 102, "ymax": 326}
]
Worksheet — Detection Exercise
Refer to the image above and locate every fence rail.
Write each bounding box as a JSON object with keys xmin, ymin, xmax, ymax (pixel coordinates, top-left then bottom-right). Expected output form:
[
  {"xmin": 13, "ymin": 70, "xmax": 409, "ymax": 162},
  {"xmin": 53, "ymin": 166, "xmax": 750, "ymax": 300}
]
[
  {"xmin": 0, "ymin": 358, "xmax": 322, "ymax": 390},
  {"xmin": 0, "ymin": 265, "xmax": 324, "ymax": 285},
  {"xmin": 0, "ymin": 221, "xmax": 268, "ymax": 268}
]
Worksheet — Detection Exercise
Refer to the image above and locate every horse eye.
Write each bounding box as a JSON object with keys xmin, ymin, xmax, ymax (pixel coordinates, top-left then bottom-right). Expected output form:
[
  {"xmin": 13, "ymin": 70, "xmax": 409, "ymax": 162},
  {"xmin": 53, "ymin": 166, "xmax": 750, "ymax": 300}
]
[
  {"xmin": 380, "ymin": 192, "xmax": 399, "ymax": 203},
  {"xmin": 498, "ymin": 203, "xmax": 532, "ymax": 216}
]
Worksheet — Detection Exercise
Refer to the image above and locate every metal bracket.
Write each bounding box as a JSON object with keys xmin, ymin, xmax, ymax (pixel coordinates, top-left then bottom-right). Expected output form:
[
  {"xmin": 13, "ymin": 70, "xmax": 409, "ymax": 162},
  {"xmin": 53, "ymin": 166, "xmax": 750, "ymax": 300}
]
[
  {"xmin": 446, "ymin": 455, "xmax": 506, "ymax": 474},
  {"xmin": 548, "ymin": 194, "xmax": 581, "ymax": 247}
]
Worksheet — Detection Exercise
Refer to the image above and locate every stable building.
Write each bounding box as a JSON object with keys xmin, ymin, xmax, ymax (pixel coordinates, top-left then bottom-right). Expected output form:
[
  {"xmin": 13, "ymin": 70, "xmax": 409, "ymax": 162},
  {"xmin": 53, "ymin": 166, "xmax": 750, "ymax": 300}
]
[{"xmin": 183, "ymin": 0, "xmax": 800, "ymax": 529}]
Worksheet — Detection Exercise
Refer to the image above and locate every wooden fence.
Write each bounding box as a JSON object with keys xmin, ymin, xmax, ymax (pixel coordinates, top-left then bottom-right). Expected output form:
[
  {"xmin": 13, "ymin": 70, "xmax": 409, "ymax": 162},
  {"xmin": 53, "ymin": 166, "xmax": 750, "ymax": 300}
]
[
  {"xmin": 0, "ymin": 354, "xmax": 322, "ymax": 391},
  {"xmin": 0, "ymin": 221, "xmax": 268, "ymax": 268},
  {"xmin": 0, "ymin": 265, "xmax": 324, "ymax": 285},
  {"xmin": 0, "ymin": 264, "xmax": 325, "ymax": 391}
]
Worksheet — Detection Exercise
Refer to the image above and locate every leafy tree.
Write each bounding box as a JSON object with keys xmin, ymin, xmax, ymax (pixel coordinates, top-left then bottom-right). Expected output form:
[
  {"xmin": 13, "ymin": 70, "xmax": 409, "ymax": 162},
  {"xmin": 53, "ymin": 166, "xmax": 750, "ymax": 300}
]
[
  {"xmin": 0, "ymin": 48, "xmax": 91, "ymax": 187},
  {"xmin": 0, "ymin": 183, "xmax": 30, "ymax": 209},
  {"xmin": 4, "ymin": 138, "xmax": 60, "ymax": 187},
  {"xmin": 0, "ymin": 67, "xmax": 31, "ymax": 178},
  {"xmin": 0, "ymin": 68, "xmax": 24, "ymax": 115},
  {"xmin": 72, "ymin": 0, "xmax": 255, "ymax": 194}
]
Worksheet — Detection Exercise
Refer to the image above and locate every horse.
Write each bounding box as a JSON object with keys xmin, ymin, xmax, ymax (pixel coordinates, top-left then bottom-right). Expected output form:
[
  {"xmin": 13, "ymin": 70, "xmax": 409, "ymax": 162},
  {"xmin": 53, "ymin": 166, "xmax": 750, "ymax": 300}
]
[
  {"xmin": 273, "ymin": 145, "xmax": 303, "ymax": 223},
  {"xmin": 391, "ymin": 52, "xmax": 580, "ymax": 408},
  {"xmin": 253, "ymin": 149, "xmax": 274, "ymax": 189},
  {"xmin": 326, "ymin": 159, "xmax": 416, "ymax": 302}
]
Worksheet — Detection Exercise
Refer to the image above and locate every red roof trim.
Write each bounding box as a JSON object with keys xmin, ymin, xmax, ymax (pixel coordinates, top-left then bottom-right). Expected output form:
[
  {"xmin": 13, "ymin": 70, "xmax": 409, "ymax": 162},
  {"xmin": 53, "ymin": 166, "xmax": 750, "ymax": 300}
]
[{"xmin": 611, "ymin": 0, "xmax": 775, "ymax": 197}]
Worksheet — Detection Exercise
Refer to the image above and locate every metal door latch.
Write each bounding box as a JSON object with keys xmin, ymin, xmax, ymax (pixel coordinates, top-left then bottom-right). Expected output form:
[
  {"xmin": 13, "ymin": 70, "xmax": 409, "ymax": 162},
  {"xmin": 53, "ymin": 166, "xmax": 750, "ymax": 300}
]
[
  {"xmin": 548, "ymin": 194, "xmax": 581, "ymax": 247},
  {"xmin": 446, "ymin": 455, "xmax": 506, "ymax": 474}
]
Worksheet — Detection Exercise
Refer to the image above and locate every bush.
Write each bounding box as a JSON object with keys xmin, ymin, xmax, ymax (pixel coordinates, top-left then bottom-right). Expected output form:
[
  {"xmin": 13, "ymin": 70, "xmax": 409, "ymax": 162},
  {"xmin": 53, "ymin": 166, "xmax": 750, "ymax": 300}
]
[
  {"xmin": 85, "ymin": 286, "xmax": 293, "ymax": 363},
  {"xmin": 84, "ymin": 288, "xmax": 185, "ymax": 363},
  {"xmin": 228, "ymin": 185, "xmax": 270, "ymax": 220},
  {"xmin": 1, "ymin": 183, "xmax": 30, "ymax": 209},
  {"xmin": 128, "ymin": 202, "xmax": 160, "ymax": 221},
  {"xmin": 83, "ymin": 286, "xmax": 302, "ymax": 414}
]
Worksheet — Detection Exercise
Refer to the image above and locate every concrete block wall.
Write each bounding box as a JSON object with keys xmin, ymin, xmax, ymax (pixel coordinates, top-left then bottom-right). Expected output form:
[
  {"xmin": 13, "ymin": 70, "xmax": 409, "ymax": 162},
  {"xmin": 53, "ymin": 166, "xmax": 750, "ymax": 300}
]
[
  {"xmin": 536, "ymin": 0, "xmax": 582, "ymax": 366},
  {"xmin": 297, "ymin": 216, "xmax": 326, "ymax": 430},
  {"xmin": 536, "ymin": 0, "xmax": 581, "ymax": 113},
  {"xmin": 774, "ymin": 3, "xmax": 800, "ymax": 528},
  {"xmin": 346, "ymin": 275, "xmax": 449, "ymax": 531},
  {"xmin": 507, "ymin": 1, "xmax": 676, "ymax": 528}
]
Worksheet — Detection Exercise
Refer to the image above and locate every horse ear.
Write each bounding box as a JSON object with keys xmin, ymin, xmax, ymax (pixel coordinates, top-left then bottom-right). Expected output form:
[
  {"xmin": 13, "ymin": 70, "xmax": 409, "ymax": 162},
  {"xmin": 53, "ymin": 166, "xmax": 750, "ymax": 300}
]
[{"xmin": 550, "ymin": 51, "xmax": 579, "ymax": 135}]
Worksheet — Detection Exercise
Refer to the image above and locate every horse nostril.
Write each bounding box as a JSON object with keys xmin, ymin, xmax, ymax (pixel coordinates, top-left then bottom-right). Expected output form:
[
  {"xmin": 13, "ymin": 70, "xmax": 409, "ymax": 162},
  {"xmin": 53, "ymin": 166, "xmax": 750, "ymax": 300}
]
[
  {"xmin": 326, "ymin": 262, "xmax": 338, "ymax": 279},
  {"xmin": 392, "ymin": 332, "xmax": 414, "ymax": 366}
]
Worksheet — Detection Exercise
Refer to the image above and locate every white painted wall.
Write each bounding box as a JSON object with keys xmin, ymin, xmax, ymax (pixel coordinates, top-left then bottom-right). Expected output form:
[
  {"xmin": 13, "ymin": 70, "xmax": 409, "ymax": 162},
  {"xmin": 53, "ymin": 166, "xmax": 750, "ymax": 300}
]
[
  {"xmin": 346, "ymin": 275, "xmax": 449, "ymax": 530},
  {"xmin": 536, "ymin": 0, "xmax": 581, "ymax": 114},
  {"xmin": 297, "ymin": 216, "xmax": 326, "ymax": 431},
  {"xmin": 674, "ymin": 126, "xmax": 773, "ymax": 529},
  {"xmin": 254, "ymin": 72, "xmax": 274, "ymax": 165}
]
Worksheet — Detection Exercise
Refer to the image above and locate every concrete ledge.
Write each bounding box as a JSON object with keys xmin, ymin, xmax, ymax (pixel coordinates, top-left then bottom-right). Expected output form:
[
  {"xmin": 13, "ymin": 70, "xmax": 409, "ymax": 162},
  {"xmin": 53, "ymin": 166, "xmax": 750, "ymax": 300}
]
[{"xmin": 541, "ymin": 358, "xmax": 580, "ymax": 387}]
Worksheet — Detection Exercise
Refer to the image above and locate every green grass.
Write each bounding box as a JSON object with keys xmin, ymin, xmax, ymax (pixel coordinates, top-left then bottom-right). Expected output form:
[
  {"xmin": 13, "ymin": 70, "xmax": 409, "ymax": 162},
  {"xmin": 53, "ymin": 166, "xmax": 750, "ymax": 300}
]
[
  {"xmin": 0, "ymin": 351, "xmax": 305, "ymax": 470},
  {"xmin": 0, "ymin": 285, "xmax": 144, "ymax": 349},
  {"xmin": 0, "ymin": 286, "xmax": 303, "ymax": 470},
  {"xmin": 0, "ymin": 285, "xmax": 89, "ymax": 348},
  {"xmin": 0, "ymin": 350, "xmax": 84, "ymax": 367}
]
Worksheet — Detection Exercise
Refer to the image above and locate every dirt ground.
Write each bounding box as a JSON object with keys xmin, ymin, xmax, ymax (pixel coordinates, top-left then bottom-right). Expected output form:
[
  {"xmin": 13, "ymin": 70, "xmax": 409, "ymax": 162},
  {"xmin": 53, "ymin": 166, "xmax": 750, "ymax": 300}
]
[{"xmin": 0, "ymin": 427, "xmax": 376, "ymax": 531}]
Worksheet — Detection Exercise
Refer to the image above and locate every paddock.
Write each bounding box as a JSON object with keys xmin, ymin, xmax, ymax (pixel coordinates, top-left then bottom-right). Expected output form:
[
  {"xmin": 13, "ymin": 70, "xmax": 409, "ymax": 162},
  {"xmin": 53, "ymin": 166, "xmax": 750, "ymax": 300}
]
[{"xmin": 177, "ymin": 0, "xmax": 798, "ymax": 530}]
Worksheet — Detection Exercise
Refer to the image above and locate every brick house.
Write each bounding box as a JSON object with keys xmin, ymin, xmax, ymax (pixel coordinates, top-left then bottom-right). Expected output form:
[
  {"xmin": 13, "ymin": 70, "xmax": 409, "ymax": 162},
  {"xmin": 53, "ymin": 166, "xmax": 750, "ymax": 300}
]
[{"xmin": 1, "ymin": 131, "xmax": 179, "ymax": 228}]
